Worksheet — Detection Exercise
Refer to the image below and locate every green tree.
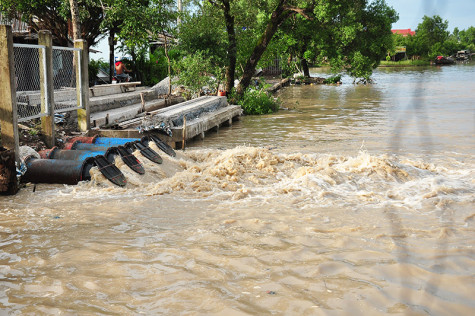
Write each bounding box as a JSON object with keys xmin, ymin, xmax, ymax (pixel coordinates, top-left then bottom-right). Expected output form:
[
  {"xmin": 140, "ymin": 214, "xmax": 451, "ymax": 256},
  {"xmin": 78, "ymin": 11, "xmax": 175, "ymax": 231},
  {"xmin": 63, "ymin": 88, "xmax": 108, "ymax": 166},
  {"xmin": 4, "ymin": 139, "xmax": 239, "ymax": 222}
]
[
  {"xmin": 177, "ymin": 7, "xmax": 228, "ymax": 79},
  {"xmin": 459, "ymin": 26, "xmax": 475, "ymax": 51},
  {"xmin": 413, "ymin": 15, "xmax": 450, "ymax": 58},
  {"xmin": 179, "ymin": 0, "xmax": 398, "ymax": 99},
  {"xmin": 246, "ymin": 0, "xmax": 397, "ymax": 83},
  {"xmin": 0, "ymin": 0, "xmax": 107, "ymax": 47},
  {"xmin": 235, "ymin": 0, "xmax": 315, "ymax": 95},
  {"xmin": 111, "ymin": 0, "xmax": 177, "ymax": 92},
  {"xmin": 173, "ymin": 50, "xmax": 216, "ymax": 98}
]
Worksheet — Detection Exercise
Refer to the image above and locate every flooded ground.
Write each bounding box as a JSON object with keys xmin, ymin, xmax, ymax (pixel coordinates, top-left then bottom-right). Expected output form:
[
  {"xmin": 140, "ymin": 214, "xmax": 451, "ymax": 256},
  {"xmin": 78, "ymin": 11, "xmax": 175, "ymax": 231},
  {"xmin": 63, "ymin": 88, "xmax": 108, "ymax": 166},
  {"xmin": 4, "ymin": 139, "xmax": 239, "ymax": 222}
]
[{"xmin": 1, "ymin": 62, "xmax": 474, "ymax": 315}]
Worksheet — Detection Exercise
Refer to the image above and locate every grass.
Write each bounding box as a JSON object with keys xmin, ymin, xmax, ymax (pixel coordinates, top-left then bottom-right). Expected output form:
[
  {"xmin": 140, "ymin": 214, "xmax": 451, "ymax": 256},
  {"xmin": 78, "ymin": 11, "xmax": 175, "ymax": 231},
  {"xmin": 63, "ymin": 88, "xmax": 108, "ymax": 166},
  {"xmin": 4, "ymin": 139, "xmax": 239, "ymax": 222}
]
[{"xmin": 379, "ymin": 59, "xmax": 430, "ymax": 67}]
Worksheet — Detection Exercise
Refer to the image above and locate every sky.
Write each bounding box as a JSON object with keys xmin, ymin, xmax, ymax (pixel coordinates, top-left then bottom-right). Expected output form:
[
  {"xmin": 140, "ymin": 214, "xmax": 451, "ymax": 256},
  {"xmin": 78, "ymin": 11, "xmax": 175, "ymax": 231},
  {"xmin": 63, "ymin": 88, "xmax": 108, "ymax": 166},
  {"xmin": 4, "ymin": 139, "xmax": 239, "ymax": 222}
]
[
  {"xmin": 91, "ymin": 0, "xmax": 475, "ymax": 61},
  {"xmin": 387, "ymin": 0, "xmax": 475, "ymax": 31}
]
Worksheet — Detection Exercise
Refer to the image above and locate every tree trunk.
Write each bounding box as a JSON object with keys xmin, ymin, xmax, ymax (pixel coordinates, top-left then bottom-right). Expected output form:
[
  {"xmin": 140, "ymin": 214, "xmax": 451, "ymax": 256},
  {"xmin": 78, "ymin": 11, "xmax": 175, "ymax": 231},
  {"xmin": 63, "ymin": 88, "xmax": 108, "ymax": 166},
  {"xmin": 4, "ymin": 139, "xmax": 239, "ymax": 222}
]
[
  {"xmin": 69, "ymin": 0, "xmax": 81, "ymax": 88},
  {"xmin": 69, "ymin": 0, "xmax": 81, "ymax": 40},
  {"xmin": 223, "ymin": 0, "xmax": 236, "ymax": 93},
  {"xmin": 131, "ymin": 49, "xmax": 137, "ymax": 81},
  {"xmin": 299, "ymin": 39, "xmax": 310, "ymax": 77},
  {"xmin": 109, "ymin": 31, "xmax": 115, "ymax": 83},
  {"xmin": 163, "ymin": 34, "xmax": 172, "ymax": 95},
  {"xmin": 236, "ymin": 0, "xmax": 291, "ymax": 96},
  {"xmin": 300, "ymin": 58, "xmax": 309, "ymax": 77},
  {"xmin": 0, "ymin": 149, "xmax": 19, "ymax": 195}
]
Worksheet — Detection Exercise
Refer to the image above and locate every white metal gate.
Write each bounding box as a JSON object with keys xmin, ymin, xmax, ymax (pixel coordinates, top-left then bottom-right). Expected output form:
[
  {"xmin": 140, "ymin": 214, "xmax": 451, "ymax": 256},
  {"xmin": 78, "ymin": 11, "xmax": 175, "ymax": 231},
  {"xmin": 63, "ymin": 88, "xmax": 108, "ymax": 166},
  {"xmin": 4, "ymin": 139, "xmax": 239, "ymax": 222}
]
[
  {"xmin": 52, "ymin": 46, "xmax": 83, "ymax": 113},
  {"xmin": 13, "ymin": 43, "xmax": 49, "ymax": 122},
  {"xmin": 12, "ymin": 43, "xmax": 83, "ymax": 122}
]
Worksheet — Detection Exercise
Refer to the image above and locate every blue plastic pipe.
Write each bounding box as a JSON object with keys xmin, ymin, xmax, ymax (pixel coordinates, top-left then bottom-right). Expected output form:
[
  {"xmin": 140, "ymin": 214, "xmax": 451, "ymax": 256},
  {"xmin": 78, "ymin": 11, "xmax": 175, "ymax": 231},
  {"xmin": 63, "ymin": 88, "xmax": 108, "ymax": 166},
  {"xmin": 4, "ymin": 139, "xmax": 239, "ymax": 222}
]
[
  {"xmin": 93, "ymin": 137, "xmax": 141, "ymax": 147},
  {"xmin": 22, "ymin": 156, "xmax": 95, "ymax": 185},
  {"xmin": 51, "ymin": 148, "xmax": 116, "ymax": 163},
  {"xmin": 73, "ymin": 142, "xmax": 115, "ymax": 151}
]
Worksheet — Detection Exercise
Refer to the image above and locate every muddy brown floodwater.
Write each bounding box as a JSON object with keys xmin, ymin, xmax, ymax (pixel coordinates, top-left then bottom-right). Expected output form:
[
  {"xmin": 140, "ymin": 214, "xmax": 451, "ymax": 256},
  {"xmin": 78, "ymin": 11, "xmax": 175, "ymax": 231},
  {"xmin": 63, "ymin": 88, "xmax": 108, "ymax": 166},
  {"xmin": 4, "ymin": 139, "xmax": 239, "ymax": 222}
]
[{"xmin": 1, "ymin": 62, "xmax": 474, "ymax": 315}]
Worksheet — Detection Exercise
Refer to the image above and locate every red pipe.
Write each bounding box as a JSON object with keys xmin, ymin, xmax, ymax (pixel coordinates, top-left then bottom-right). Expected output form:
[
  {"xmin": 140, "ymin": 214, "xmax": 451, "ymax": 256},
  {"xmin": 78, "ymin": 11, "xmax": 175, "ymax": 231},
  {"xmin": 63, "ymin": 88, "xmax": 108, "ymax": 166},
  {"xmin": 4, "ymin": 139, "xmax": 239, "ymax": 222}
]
[
  {"xmin": 64, "ymin": 135, "xmax": 98, "ymax": 145},
  {"xmin": 38, "ymin": 146, "xmax": 59, "ymax": 159}
]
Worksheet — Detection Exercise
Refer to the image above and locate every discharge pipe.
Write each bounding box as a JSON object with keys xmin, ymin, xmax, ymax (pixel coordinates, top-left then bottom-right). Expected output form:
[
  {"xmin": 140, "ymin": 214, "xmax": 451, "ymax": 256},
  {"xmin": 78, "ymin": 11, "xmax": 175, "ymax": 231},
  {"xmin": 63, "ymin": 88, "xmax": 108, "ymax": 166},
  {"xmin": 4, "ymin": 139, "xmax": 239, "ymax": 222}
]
[
  {"xmin": 38, "ymin": 146, "xmax": 117, "ymax": 162},
  {"xmin": 67, "ymin": 140, "xmax": 163, "ymax": 165},
  {"xmin": 124, "ymin": 141, "xmax": 162, "ymax": 164},
  {"xmin": 60, "ymin": 142, "xmax": 145, "ymax": 175},
  {"xmin": 22, "ymin": 156, "xmax": 95, "ymax": 185},
  {"xmin": 65, "ymin": 135, "xmax": 176, "ymax": 157},
  {"xmin": 21, "ymin": 155, "xmax": 127, "ymax": 187}
]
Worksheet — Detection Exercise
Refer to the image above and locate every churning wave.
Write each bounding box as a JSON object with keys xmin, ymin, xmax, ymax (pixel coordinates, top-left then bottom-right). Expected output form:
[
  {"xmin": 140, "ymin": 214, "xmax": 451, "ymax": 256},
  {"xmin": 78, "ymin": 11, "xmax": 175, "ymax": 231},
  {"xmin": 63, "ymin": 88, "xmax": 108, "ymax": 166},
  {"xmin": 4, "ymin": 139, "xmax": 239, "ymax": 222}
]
[{"xmin": 81, "ymin": 145, "xmax": 474, "ymax": 211}]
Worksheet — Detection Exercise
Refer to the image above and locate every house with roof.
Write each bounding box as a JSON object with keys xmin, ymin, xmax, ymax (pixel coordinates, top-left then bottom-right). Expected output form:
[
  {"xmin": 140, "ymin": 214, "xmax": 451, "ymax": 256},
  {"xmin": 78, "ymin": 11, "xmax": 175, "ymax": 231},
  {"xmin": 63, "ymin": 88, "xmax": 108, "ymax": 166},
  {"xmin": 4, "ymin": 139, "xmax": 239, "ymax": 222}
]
[{"xmin": 391, "ymin": 29, "xmax": 416, "ymax": 37}]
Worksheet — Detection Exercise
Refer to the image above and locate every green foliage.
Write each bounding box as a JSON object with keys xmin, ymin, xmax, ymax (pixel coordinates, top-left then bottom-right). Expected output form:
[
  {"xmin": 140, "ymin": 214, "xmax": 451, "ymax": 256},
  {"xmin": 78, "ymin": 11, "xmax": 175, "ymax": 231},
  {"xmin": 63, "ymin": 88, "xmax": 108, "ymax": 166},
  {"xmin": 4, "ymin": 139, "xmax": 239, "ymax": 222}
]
[
  {"xmin": 415, "ymin": 15, "xmax": 449, "ymax": 57},
  {"xmin": 324, "ymin": 75, "xmax": 342, "ymax": 84},
  {"xmin": 380, "ymin": 60, "xmax": 430, "ymax": 66},
  {"xmin": 231, "ymin": 87, "xmax": 280, "ymax": 115},
  {"xmin": 344, "ymin": 0, "xmax": 398, "ymax": 79},
  {"xmin": 135, "ymin": 48, "xmax": 170, "ymax": 86},
  {"xmin": 88, "ymin": 58, "xmax": 106, "ymax": 86},
  {"xmin": 390, "ymin": 16, "xmax": 474, "ymax": 60},
  {"xmin": 172, "ymin": 51, "xmax": 217, "ymax": 98},
  {"xmin": 1, "ymin": 0, "xmax": 107, "ymax": 47},
  {"xmin": 280, "ymin": 59, "xmax": 299, "ymax": 78},
  {"xmin": 399, "ymin": 15, "xmax": 456, "ymax": 59},
  {"xmin": 28, "ymin": 128, "xmax": 38, "ymax": 136},
  {"xmin": 115, "ymin": 0, "xmax": 177, "ymax": 49},
  {"xmin": 177, "ymin": 10, "xmax": 227, "ymax": 68},
  {"xmin": 268, "ymin": 0, "xmax": 398, "ymax": 83},
  {"xmin": 459, "ymin": 27, "xmax": 475, "ymax": 48},
  {"xmin": 347, "ymin": 52, "xmax": 373, "ymax": 82}
]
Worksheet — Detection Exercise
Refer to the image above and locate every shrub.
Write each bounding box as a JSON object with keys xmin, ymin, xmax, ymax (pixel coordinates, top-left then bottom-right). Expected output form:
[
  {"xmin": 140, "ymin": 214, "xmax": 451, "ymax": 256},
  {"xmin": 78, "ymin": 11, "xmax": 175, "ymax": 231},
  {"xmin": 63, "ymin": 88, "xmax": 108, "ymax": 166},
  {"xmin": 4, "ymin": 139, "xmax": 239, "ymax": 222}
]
[
  {"xmin": 88, "ymin": 59, "xmax": 107, "ymax": 87},
  {"xmin": 233, "ymin": 88, "xmax": 280, "ymax": 115},
  {"xmin": 135, "ymin": 49, "xmax": 169, "ymax": 86},
  {"xmin": 172, "ymin": 51, "xmax": 217, "ymax": 98},
  {"xmin": 324, "ymin": 75, "xmax": 342, "ymax": 84}
]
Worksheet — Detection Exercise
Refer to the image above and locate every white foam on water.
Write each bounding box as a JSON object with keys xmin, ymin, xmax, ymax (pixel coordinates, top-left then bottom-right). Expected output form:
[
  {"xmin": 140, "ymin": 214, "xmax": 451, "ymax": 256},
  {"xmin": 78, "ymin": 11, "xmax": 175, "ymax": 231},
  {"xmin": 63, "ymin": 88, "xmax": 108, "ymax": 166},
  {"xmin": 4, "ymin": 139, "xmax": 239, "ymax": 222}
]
[
  {"xmin": 52, "ymin": 145, "xmax": 473, "ymax": 213},
  {"xmin": 120, "ymin": 147, "xmax": 472, "ymax": 211}
]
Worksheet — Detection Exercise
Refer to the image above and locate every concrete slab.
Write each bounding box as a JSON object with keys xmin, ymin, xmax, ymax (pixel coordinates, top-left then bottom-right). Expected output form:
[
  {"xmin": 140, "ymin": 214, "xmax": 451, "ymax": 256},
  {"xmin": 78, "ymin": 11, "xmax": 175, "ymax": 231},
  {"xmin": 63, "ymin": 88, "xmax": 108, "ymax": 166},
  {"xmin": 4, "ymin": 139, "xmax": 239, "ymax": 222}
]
[
  {"xmin": 17, "ymin": 88, "xmax": 76, "ymax": 106},
  {"xmin": 89, "ymin": 82, "xmax": 144, "ymax": 97},
  {"xmin": 56, "ymin": 89, "xmax": 158, "ymax": 114},
  {"xmin": 88, "ymin": 96, "xmax": 242, "ymax": 147},
  {"xmin": 90, "ymin": 102, "xmax": 142, "ymax": 128},
  {"xmin": 17, "ymin": 85, "xmax": 153, "ymax": 114},
  {"xmin": 170, "ymin": 105, "xmax": 242, "ymax": 142},
  {"xmin": 87, "ymin": 104, "xmax": 242, "ymax": 145},
  {"xmin": 147, "ymin": 96, "xmax": 228, "ymax": 127},
  {"xmin": 89, "ymin": 96, "xmax": 186, "ymax": 128}
]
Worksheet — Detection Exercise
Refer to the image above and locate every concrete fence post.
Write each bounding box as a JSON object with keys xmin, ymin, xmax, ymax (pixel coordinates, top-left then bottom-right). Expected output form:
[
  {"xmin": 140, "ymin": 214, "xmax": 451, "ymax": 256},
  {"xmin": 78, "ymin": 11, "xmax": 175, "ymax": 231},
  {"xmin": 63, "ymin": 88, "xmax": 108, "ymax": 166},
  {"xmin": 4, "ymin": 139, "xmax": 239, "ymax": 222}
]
[
  {"xmin": 0, "ymin": 25, "xmax": 20, "ymax": 160},
  {"xmin": 38, "ymin": 30, "xmax": 55, "ymax": 147},
  {"xmin": 75, "ymin": 39, "xmax": 90, "ymax": 131},
  {"xmin": 0, "ymin": 25, "xmax": 19, "ymax": 194}
]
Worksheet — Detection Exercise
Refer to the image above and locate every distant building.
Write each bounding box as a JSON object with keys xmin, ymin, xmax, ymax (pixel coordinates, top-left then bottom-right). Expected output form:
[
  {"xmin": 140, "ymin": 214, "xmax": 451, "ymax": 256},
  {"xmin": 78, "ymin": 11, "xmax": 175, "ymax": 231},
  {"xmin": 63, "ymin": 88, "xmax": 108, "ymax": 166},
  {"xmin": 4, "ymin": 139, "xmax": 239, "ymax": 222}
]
[
  {"xmin": 391, "ymin": 29, "xmax": 416, "ymax": 37},
  {"xmin": 391, "ymin": 46, "xmax": 408, "ymax": 61},
  {"xmin": 0, "ymin": 13, "xmax": 30, "ymax": 33},
  {"xmin": 0, "ymin": 13, "xmax": 37, "ymax": 44}
]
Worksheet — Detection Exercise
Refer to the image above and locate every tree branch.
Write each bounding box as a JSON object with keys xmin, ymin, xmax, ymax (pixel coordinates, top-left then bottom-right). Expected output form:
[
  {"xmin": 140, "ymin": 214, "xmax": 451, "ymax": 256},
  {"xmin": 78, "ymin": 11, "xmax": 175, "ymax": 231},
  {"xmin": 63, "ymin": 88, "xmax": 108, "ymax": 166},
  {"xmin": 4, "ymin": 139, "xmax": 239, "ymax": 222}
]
[
  {"xmin": 283, "ymin": 6, "xmax": 314, "ymax": 20},
  {"xmin": 208, "ymin": 0, "xmax": 225, "ymax": 11}
]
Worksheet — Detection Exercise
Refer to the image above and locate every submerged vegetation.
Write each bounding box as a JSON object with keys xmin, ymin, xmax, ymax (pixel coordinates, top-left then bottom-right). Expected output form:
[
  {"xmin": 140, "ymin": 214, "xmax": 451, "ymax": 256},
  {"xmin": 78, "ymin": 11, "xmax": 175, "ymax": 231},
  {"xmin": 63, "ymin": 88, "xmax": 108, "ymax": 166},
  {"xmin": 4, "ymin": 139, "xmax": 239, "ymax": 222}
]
[
  {"xmin": 323, "ymin": 75, "xmax": 342, "ymax": 84},
  {"xmin": 229, "ymin": 81, "xmax": 280, "ymax": 115},
  {"xmin": 235, "ymin": 89, "xmax": 280, "ymax": 115}
]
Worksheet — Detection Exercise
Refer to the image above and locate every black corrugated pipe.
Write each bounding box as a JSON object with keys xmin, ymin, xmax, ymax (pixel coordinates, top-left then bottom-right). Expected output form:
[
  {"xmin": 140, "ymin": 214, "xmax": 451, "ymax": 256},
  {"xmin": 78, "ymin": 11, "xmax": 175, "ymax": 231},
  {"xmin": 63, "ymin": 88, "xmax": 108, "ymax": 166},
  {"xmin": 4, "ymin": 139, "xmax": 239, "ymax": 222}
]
[{"xmin": 22, "ymin": 156, "xmax": 95, "ymax": 185}]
